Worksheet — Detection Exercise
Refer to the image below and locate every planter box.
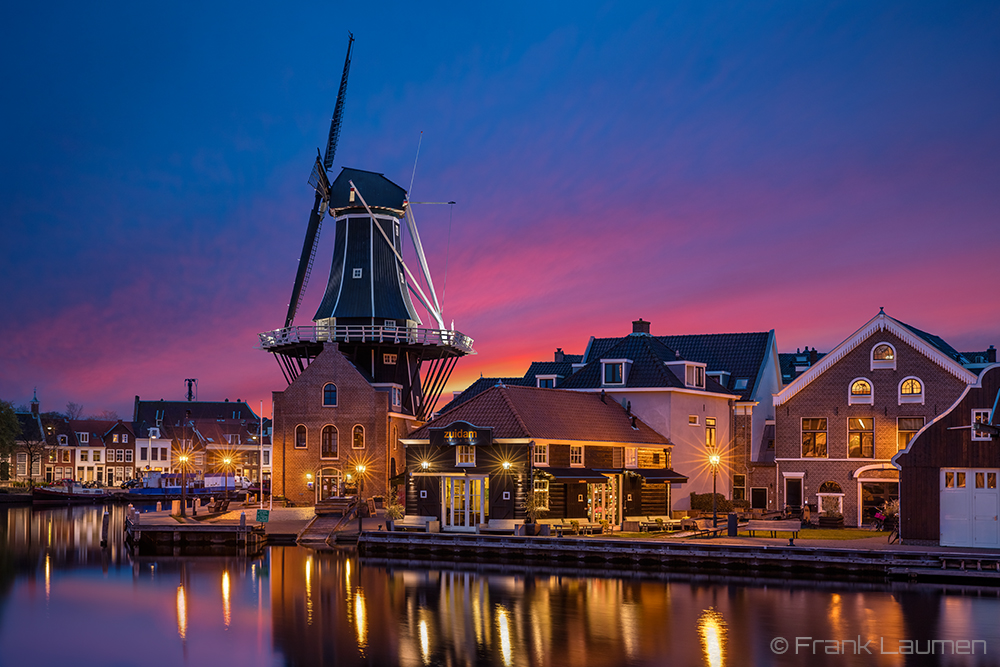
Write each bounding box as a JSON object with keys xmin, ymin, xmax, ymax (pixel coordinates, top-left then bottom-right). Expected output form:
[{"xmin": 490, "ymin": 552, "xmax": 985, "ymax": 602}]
[{"xmin": 818, "ymin": 516, "xmax": 844, "ymax": 529}]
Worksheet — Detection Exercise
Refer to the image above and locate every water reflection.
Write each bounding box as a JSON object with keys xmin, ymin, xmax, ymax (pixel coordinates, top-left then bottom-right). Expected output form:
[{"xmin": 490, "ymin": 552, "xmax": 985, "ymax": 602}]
[{"xmin": 4, "ymin": 505, "xmax": 1000, "ymax": 666}]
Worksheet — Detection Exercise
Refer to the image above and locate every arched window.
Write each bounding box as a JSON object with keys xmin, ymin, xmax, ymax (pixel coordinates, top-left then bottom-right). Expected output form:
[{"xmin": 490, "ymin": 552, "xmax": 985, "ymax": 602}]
[
  {"xmin": 323, "ymin": 383, "xmax": 337, "ymax": 407},
  {"xmin": 353, "ymin": 425, "xmax": 365, "ymax": 449},
  {"xmin": 849, "ymin": 378, "xmax": 874, "ymax": 405},
  {"xmin": 295, "ymin": 425, "xmax": 307, "ymax": 449},
  {"xmin": 391, "ymin": 425, "xmax": 398, "ymax": 451},
  {"xmin": 898, "ymin": 377, "xmax": 925, "ymax": 404},
  {"xmin": 819, "ymin": 481, "xmax": 842, "ymax": 494},
  {"xmin": 871, "ymin": 343, "xmax": 897, "ymax": 370},
  {"xmin": 321, "ymin": 425, "xmax": 338, "ymax": 459}
]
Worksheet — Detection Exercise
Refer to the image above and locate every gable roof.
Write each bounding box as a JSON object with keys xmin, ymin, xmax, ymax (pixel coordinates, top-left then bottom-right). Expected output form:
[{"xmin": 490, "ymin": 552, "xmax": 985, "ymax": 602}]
[
  {"xmin": 775, "ymin": 310, "xmax": 978, "ymax": 406},
  {"xmin": 133, "ymin": 398, "xmax": 259, "ymax": 440},
  {"xmin": 779, "ymin": 349, "xmax": 827, "ymax": 385},
  {"xmin": 437, "ymin": 377, "xmax": 530, "ymax": 413},
  {"xmin": 582, "ymin": 331, "xmax": 772, "ymax": 400},
  {"xmin": 408, "ymin": 385, "xmax": 671, "ymax": 445}
]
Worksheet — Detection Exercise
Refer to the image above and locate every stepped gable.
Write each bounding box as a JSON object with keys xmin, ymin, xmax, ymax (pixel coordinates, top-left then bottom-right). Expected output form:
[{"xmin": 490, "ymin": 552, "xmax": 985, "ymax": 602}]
[
  {"xmin": 410, "ymin": 384, "xmax": 670, "ymax": 445},
  {"xmin": 561, "ymin": 334, "xmax": 732, "ymax": 394},
  {"xmin": 584, "ymin": 331, "xmax": 770, "ymax": 399}
]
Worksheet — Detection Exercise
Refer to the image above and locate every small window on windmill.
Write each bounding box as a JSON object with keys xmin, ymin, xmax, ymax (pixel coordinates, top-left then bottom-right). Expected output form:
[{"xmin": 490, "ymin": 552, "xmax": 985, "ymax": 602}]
[
  {"xmin": 353, "ymin": 268, "xmax": 362, "ymax": 279},
  {"xmin": 384, "ymin": 353, "xmax": 397, "ymax": 365},
  {"xmin": 384, "ymin": 319, "xmax": 396, "ymax": 329},
  {"xmin": 394, "ymin": 221, "xmax": 399, "ymax": 237}
]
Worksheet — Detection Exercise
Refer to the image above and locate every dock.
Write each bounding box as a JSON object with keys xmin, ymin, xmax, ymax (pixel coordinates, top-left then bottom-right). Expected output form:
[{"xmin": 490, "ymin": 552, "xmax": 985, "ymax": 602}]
[{"xmin": 358, "ymin": 531, "xmax": 1000, "ymax": 585}]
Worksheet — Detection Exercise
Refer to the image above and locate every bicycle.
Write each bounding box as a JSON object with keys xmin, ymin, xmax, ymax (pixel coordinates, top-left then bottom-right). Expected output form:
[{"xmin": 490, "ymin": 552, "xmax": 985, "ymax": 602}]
[
  {"xmin": 887, "ymin": 518, "xmax": 899, "ymax": 544},
  {"xmin": 869, "ymin": 510, "xmax": 887, "ymax": 532}
]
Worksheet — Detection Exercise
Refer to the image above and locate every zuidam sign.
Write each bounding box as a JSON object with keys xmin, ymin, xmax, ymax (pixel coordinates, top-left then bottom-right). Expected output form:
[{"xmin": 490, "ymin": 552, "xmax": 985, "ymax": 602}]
[{"xmin": 429, "ymin": 421, "xmax": 492, "ymax": 448}]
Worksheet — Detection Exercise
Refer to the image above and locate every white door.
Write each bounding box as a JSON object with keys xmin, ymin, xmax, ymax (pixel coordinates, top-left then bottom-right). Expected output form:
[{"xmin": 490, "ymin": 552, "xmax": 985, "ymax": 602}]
[
  {"xmin": 973, "ymin": 471, "xmax": 999, "ymax": 548},
  {"xmin": 941, "ymin": 469, "xmax": 1000, "ymax": 547}
]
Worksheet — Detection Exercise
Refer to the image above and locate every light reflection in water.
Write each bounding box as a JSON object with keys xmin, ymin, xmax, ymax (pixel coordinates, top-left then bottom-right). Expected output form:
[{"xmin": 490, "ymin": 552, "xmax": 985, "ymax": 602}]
[
  {"xmin": 355, "ymin": 589, "xmax": 368, "ymax": 651},
  {"xmin": 44, "ymin": 553, "xmax": 50, "ymax": 601},
  {"xmin": 176, "ymin": 584, "xmax": 188, "ymax": 641},
  {"xmin": 497, "ymin": 604, "xmax": 512, "ymax": 667},
  {"xmin": 419, "ymin": 618, "xmax": 430, "ymax": 665},
  {"xmin": 698, "ymin": 608, "xmax": 726, "ymax": 667},
  {"xmin": 305, "ymin": 556, "xmax": 313, "ymax": 626},
  {"xmin": 222, "ymin": 570, "xmax": 231, "ymax": 628}
]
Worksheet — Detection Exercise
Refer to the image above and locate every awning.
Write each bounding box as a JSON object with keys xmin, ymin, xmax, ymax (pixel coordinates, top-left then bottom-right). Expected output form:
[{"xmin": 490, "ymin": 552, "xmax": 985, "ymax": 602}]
[
  {"xmin": 538, "ymin": 468, "xmax": 611, "ymax": 484},
  {"xmin": 633, "ymin": 468, "xmax": 689, "ymax": 484}
]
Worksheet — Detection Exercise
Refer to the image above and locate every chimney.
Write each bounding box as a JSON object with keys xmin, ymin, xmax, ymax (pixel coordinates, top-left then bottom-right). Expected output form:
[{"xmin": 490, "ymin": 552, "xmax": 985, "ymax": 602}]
[
  {"xmin": 809, "ymin": 347, "xmax": 818, "ymax": 364},
  {"xmin": 989, "ymin": 345, "xmax": 996, "ymax": 364},
  {"xmin": 632, "ymin": 319, "xmax": 650, "ymax": 335},
  {"xmin": 554, "ymin": 348, "xmax": 564, "ymax": 362}
]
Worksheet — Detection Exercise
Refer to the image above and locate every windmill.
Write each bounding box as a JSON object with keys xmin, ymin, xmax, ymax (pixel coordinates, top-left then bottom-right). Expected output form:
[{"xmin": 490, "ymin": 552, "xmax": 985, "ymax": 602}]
[{"xmin": 260, "ymin": 34, "xmax": 473, "ymax": 420}]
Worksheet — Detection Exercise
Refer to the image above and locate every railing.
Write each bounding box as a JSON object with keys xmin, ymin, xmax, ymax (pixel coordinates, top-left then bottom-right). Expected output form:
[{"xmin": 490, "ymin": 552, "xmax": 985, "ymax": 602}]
[{"xmin": 258, "ymin": 324, "xmax": 475, "ymax": 354}]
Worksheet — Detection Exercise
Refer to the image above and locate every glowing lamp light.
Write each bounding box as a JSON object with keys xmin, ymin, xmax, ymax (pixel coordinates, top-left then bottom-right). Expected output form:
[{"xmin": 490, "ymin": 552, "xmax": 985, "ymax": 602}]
[
  {"xmin": 356, "ymin": 464, "xmax": 366, "ymax": 474},
  {"xmin": 709, "ymin": 454, "xmax": 721, "ymax": 467},
  {"xmin": 421, "ymin": 460, "xmax": 430, "ymax": 470},
  {"xmin": 502, "ymin": 461, "xmax": 511, "ymax": 470},
  {"xmin": 305, "ymin": 473, "xmax": 313, "ymax": 480}
]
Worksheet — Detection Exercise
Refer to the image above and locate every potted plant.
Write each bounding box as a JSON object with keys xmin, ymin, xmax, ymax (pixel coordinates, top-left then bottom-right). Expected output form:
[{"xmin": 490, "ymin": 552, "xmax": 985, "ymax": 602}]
[
  {"xmin": 569, "ymin": 519, "xmax": 580, "ymax": 535},
  {"xmin": 655, "ymin": 517, "xmax": 665, "ymax": 532},
  {"xmin": 385, "ymin": 502, "xmax": 404, "ymax": 531},
  {"xmin": 522, "ymin": 485, "xmax": 549, "ymax": 535},
  {"xmin": 599, "ymin": 518, "xmax": 610, "ymax": 535}
]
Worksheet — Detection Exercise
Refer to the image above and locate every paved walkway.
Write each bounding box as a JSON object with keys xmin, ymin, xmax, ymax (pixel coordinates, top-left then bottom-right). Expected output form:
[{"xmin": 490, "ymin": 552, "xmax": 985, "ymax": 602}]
[{"xmin": 635, "ymin": 532, "xmax": 1000, "ymax": 554}]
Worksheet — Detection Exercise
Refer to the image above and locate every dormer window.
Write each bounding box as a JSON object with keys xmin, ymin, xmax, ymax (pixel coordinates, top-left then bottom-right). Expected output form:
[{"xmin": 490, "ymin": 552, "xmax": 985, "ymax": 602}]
[
  {"xmin": 849, "ymin": 378, "xmax": 874, "ymax": 405},
  {"xmin": 871, "ymin": 343, "xmax": 897, "ymax": 370},
  {"xmin": 685, "ymin": 365, "xmax": 706, "ymax": 389},
  {"xmin": 58, "ymin": 435, "xmax": 67, "ymax": 446},
  {"xmin": 601, "ymin": 360, "xmax": 630, "ymax": 386},
  {"xmin": 536, "ymin": 375, "xmax": 560, "ymax": 388}
]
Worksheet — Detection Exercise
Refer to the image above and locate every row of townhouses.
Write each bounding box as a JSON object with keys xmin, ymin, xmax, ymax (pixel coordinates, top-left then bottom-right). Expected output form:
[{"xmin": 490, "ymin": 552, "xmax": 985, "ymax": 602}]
[{"xmin": 3, "ymin": 395, "xmax": 271, "ymax": 487}]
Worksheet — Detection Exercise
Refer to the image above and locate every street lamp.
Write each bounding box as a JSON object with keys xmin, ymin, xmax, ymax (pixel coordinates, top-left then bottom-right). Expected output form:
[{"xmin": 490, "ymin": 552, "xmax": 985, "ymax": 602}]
[
  {"xmin": 709, "ymin": 452, "xmax": 721, "ymax": 528},
  {"xmin": 355, "ymin": 464, "xmax": 366, "ymax": 533},
  {"xmin": 179, "ymin": 454, "xmax": 189, "ymax": 518},
  {"xmin": 222, "ymin": 457, "xmax": 232, "ymax": 501}
]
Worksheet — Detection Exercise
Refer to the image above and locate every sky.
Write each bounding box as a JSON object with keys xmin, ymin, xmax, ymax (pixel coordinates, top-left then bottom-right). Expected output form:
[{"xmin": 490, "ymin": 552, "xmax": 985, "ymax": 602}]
[{"xmin": 2, "ymin": 1, "xmax": 998, "ymax": 419}]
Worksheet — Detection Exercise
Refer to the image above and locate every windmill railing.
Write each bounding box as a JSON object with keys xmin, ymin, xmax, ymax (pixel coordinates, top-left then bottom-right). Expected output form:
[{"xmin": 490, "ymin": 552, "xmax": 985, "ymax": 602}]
[{"xmin": 258, "ymin": 324, "xmax": 475, "ymax": 354}]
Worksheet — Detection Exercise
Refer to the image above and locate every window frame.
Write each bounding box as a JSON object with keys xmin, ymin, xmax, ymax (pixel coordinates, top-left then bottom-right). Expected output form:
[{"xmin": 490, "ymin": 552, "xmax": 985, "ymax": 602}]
[
  {"xmin": 456, "ymin": 445, "xmax": 476, "ymax": 466},
  {"xmin": 801, "ymin": 418, "xmax": 828, "ymax": 458},
  {"xmin": 732, "ymin": 474, "xmax": 746, "ymax": 501},
  {"xmin": 848, "ymin": 377, "xmax": 874, "ymax": 405},
  {"xmin": 705, "ymin": 417, "xmax": 717, "ymax": 448},
  {"xmin": 602, "ymin": 361, "xmax": 625, "ymax": 385},
  {"xmin": 533, "ymin": 443, "xmax": 548, "ymax": 466},
  {"xmin": 295, "ymin": 424, "xmax": 308, "ymax": 449},
  {"xmin": 320, "ymin": 425, "xmax": 338, "ymax": 460},
  {"xmin": 78, "ymin": 432, "xmax": 89, "ymax": 444},
  {"xmin": 688, "ymin": 415, "xmax": 699, "ymax": 426},
  {"xmin": 323, "ymin": 383, "xmax": 338, "ymax": 407},
  {"xmin": 871, "ymin": 343, "xmax": 897, "ymax": 370},
  {"xmin": 896, "ymin": 416, "xmax": 925, "ymax": 451},
  {"xmin": 624, "ymin": 446, "xmax": 638, "ymax": 468},
  {"xmin": 847, "ymin": 417, "xmax": 874, "ymax": 459},
  {"xmin": 569, "ymin": 445, "xmax": 584, "ymax": 467},
  {"xmin": 125, "ymin": 450, "xmax": 133, "ymax": 463},
  {"xmin": 533, "ymin": 479, "xmax": 550, "ymax": 510},
  {"xmin": 383, "ymin": 353, "xmax": 397, "ymax": 365},
  {"xmin": 352, "ymin": 425, "xmax": 365, "ymax": 450},
  {"xmin": 898, "ymin": 377, "xmax": 924, "ymax": 405},
  {"xmin": 973, "ymin": 409, "xmax": 993, "ymax": 442}
]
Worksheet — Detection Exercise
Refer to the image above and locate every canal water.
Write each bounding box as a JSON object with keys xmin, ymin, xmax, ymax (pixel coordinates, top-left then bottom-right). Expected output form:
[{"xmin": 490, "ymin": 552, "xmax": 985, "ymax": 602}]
[{"xmin": 2, "ymin": 505, "xmax": 999, "ymax": 666}]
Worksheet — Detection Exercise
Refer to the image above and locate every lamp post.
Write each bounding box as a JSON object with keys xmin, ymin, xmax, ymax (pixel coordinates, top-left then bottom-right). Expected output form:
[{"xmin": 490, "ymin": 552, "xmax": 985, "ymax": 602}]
[
  {"xmin": 356, "ymin": 464, "xmax": 366, "ymax": 533},
  {"xmin": 709, "ymin": 453, "xmax": 721, "ymax": 528},
  {"xmin": 179, "ymin": 454, "xmax": 189, "ymax": 518},
  {"xmin": 223, "ymin": 457, "xmax": 232, "ymax": 501}
]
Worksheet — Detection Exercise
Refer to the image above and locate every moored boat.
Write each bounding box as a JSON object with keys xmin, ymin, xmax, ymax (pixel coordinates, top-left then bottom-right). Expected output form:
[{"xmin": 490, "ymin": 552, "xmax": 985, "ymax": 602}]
[{"xmin": 32, "ymin": 482, "xmax": 110, "ymax": 505}]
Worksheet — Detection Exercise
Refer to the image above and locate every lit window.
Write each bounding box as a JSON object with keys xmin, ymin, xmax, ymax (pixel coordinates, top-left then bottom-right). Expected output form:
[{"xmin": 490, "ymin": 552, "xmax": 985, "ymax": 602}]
[
  {"xmin": 113, "ymin": 434, "xmax": 119, "ymax": 443},
  {"xmin": 871, "ymin": 343, "xmax": 897, "ymax": 370},
  {"xmin": 802, "ymin": 418, "xmax": 827, "ymax": 458},
  {"xmin": 897, "ymin": 417, "xmax": 924, "ymax": 450},
  {"xmin": 456, "ymin": 445, "xmax": 475, "ymax": 466},
  {"xmin": 122, "ymin": 434, "xmax": 128, "ymax": 443},
  {"xmin": 625, "ymin": 447, "xmax": 637, "ymax": 468},
  {"xmin": 295, "ymin": 425, "xmax": 307, "ymax": 449},
  {"xmin": 973, "ymin": 409, "xmax": 993, "ymax": 442},
  {"xmin": 533, "ymin": 479, "xmax": 549, "ymax": 510},
  {"xmin": 80, "ymin": 451, "xmax": 88, "ymax": 462},
  {"xmin": 851, "ymin": 380, "xmax": 871, "ymax": 395},
  {"xmin": 570, "ymin": 445, "xmax": 584, "ymax": 467},
  {"xmin": 323, "ymin": 383, "xmax": 337, "ymax": 406},
  {"xmin": 688, "ymin": 415, "xmax": 699, "ymax": 426},
  {"xmin": 705, "ymin": 417, "xmax": 717, "ymax": 448},
  {"xmin": 533, "ymin": 444, "xmax": 548, "ymax": 466},
  {"xmin": 849, "ymin": 378, "xmax": 874, "ymax": 405},
  {"xmin": 901, "ymin": 379, "xmax": 921, "ymax": 394},
  {"xmin": 899, "ymin": 377, "xmax": 924, "ymax": 404},
  {"xmin": 321, "ymin": 426, "xmax": 338, "ymax": 459},
  {"xmin": 353, "ymin": 425, "xmax": 365, "ymax": 449},
  {"xmin": 384, "ymin": 353, "xmax": 397, "ymax": 365},
  {"xmin": 93, "ymin": 451, "xmax": 101, "ymax": 463},
  {"xmin": 848, "ymin": 418, "xmax": 874, "ymax": 458}
]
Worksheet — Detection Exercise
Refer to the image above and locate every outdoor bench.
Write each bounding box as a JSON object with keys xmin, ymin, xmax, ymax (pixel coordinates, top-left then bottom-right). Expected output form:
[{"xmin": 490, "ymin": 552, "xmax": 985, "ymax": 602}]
[{"xmin": 745, "ymin": 519, "xmax": 801, "ymax": 538}]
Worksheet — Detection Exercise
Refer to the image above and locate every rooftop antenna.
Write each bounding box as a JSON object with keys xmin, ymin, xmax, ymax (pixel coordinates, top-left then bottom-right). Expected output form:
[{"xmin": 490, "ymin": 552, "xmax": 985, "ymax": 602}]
[
  {"xmin": 184, "ymin": 379, "xmax": 198, "ymax": 402},
  {"xmin": 285, "ymin": 32, "xmax": 355, "ymax": 328}
]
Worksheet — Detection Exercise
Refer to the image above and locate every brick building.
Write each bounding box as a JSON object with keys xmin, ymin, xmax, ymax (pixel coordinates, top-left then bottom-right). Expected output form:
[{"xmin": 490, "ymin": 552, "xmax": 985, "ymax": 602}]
[{"xmin": 772, "ymin": 310, "xmax": 976, "ymax": 526}]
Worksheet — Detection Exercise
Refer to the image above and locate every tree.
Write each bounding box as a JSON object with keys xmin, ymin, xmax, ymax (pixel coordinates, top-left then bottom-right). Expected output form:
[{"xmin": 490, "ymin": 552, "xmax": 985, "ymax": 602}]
[
  {"xmin": 65, "ymin": 402, "xmax": 84, "ymax": 420},
  {"xmin": 19, "ymin": 419, "xmax": 50, "ymax": 488},
  {"xmin": 0, "ymin": 401, "xmax": 19, "ymax": 481},
  {"xmin": 86, "ymin": 409, "xmax": 119, "ymax": 421}
]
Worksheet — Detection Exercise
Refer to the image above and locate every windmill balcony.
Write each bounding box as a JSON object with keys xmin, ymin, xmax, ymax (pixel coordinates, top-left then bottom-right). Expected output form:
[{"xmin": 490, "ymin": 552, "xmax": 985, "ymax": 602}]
[{"xmin": 258, "ymin": 324, "xmax": 475, "ymax": 355}]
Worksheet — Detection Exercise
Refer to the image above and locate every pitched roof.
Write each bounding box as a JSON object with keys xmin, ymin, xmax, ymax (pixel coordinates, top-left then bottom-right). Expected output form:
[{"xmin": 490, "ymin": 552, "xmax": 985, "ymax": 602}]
[
  {"xmin": 560, "ymin": 334, "xmax": 733, "ymax": 394},
  {"xmin": 14, "ymin": 412, "xmax": 42, "ymax": 442},
  {"xmin": 69, "ymin": 419, "xmax": 116, "ymax": 444},
  {"xmin": 779, "ymin": 349, "xmax": 826, "ymax": 385},
  {"xmin": 523, "ymin": 361, "xmax": 579, "ymax": 383},
  {"xmin": 408, "ymin": 385, "xmax": 670, "ymax": 445},
  {"xmin": 133, "ymin": 398, "xmax": 260, "ymax": 440},
  {"xmin": 896, "ymin": 320, "xmax": 969, "ymax": 364},
  {"xmin": 437, "ymin": 377, "xmax": 529, "ymax": 412},
  {"xmin": 775, "ymin": 310, "xmax": 978, "ymax": 406},
  {"xmin": 583, "ymin": 331, "xmax": 772, "ymax": 400}
]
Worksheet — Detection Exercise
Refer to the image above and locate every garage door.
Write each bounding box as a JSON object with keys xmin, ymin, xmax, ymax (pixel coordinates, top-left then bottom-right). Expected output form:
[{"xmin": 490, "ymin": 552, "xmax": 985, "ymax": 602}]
[{"xmin": 941, "ymin": 469, "xmax": 999, "ymax": 548}]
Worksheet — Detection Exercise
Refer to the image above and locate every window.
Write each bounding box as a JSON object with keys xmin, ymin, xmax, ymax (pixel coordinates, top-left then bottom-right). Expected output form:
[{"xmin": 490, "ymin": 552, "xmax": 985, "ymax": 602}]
[
  {"xmin": 16, "ymin": 453, "xmax": 26, "ymax": 476},
  {"xmin": 733, "ymin": 474, "xmax": 746, "ymax": 501},
  {"xmin": 115, "ymin": 450, "xmax": 123, "ymax": 462},
  {"xmin": 78, "ymin": 432, "xmax": 89, "ymax": 444},
  {"xmin": 323, "ymin": 383, "xmax": 337, "ymax": 407},
  {"xmin": 160, "ymin": 448, "xmax": 167, "ymax": 461},
  {"xmin": 802, "ymin": 418, "xmax": 828, "ymax": 458},
  {"xmin": 734, "ymin": 378, "xmax": 749, "ymax": 390},
  {"xmin": 570, "ymin": 445, "xmax": 584, "ymax": 467},
  {"xmin": 195, "ymin": 454, "xmax": 204, "ymax": 466},
  {"xmin": 58, "ymin": 434, "xmax": 67, "ymax": 446},
  {"xmin": 353, "ymin": 268, "xmax": 362, "ymax": 279},
  {"xmin": 849, "ymin": 378, "xmax": 874, "ymax": 405},
  {"xmin": 383, "ymin": 353, "xmax": 397, "ymax": 365},
  {"xmin": 848, "ymin": 418, "xmax": 874, "ymax": 458},
  {"xmin": 973, "ymin": 409, "xmax": 993, "ymax": 442},
  {"xmin": 604, "ymin": 363, "xmax": 623, "ymax": 385},
  {"xmin": 113, "ymin": 434, "xmax": 119, "ymax": 443},
  {"xmin": 93, "ymin": 451, "xmax": 101, "ymax": 462},
  {"xmin": 705, "ymin": 417, "xmax": 717, "ymax": 448},
  {"xmin": 685, "ymin": 365, "xmax": 705, "ymax": 388},
  {"xmin": 150, "ymin": 448, "xmax": 158, "ymax": 461},
  {"xmin": 533, "ymin": 479, "xmax": 549, "ymax": 510},
  {"xmin": 391, "ymin": 387, "xmax": 402, "ymax": 408},
  {"xmin": 140, "ymin": 447, "xmax": 148, "ymax": 460},
  {"xmin": 538, "ymin": 378, "xmax": 554, "ymax": 388},
  {"xmin": 352, "ymin": 425, "xmax": 364, "ymax": 449},
  {"xmin": 533, "ymin": 443, "xmax": 548, "ymax": 466},
  {"xmin": 80, "ymin": 450, "xmax": 88, "ymax": 462},
  {"xmin": 625, "ymin": 447, "xmax": 637, "ymax": 468},
  {"xmin": 321, "ymin": 426, "xmax": 338, "ymax": 459},
  {"xmin": 125, "ymin": 450, "xmax": 133, "ymax": 463},
  {"xmin": 263, "ymin": 451, "xmax": 270, "ymax": 466},
  {"xmin": 945, "ymin": 471, "xmax": 966, "ymax": 488},
  {"xmin": 456, "ymin": 445, "xmax": 475, "ymax": 466},
  {"xmin": 62, "ymin": 450, "xmax": 71, "ymax": 463},
  {"xmin": 899, "ymin": 377, "xmax": 924, "ymax": 404},
  {"xmin": 392, "ymin": 426, "xmax": 398, "ymax": 451},
  {"xmin": 688, "ymin": 415, "xmax": 699, "ymax": 426},
  {"xmin": 122, "ymin": 434, "xmax": 128, "ymax": 443},
  {"xmin": 295, "ymin": 425, "xmax": 307, "ymax": 449},
  {"xmin": 871, "ymin": 343, "xmax": 897, "ymax": 370},
  {"xmin": 897, "ymin": 417, "xmax": 924, "ymax": 450}
]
